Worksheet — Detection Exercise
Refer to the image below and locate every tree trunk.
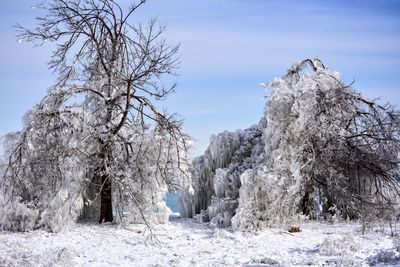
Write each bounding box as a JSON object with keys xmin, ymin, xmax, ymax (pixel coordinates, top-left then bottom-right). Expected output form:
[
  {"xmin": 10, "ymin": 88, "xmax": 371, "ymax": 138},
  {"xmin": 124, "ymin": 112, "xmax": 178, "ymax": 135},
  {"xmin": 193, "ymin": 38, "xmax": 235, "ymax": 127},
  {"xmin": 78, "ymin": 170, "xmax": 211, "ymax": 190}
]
[
  {"xmin": 98, "ymin": 142, "xmax": 113, "ymax": 223},
  {"xmin": 302, "ymin": 174, "xmax": 315, "ymax": 218},
  {"xmin": 99, "ymin": 175, "xmax": 113, "ymax": 223}
]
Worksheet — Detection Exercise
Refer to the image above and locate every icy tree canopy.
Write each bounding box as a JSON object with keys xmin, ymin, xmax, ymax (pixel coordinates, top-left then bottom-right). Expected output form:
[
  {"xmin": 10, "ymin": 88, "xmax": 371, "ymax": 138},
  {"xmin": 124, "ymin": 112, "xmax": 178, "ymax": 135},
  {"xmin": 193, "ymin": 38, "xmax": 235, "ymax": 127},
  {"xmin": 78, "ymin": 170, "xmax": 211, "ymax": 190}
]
[
  {"xmin": 180, "ymin": 58, "xmax": 400, "ymax": 230},
  {"xmin": 0, "ymin": 0, "xmax": 190, "ymax": 232}
]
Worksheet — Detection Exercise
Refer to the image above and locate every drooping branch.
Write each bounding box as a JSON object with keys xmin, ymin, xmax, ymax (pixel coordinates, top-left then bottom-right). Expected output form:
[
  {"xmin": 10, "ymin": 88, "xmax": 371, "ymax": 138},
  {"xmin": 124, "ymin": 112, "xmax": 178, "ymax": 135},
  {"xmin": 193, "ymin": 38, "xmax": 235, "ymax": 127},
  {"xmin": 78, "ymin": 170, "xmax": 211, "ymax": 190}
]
[{"xmin": 2, "ymin": 0, "xmax": 190, "ymax": 232}]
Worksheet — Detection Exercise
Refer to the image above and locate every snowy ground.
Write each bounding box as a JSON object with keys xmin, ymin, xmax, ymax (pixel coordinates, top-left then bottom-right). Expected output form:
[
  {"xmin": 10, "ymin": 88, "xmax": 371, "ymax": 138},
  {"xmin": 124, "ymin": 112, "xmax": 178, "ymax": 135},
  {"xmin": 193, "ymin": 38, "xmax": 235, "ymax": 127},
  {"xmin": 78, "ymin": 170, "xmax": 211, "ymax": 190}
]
[{"xmin": 1, "ymin": 215, "xmax": 400, "ymax": 266}]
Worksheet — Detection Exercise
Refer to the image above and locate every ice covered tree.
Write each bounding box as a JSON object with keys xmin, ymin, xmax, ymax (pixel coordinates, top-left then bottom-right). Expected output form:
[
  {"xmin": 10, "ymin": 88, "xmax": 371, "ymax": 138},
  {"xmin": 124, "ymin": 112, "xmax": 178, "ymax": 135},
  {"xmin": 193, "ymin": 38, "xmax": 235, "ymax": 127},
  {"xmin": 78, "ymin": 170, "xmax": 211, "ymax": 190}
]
[
  {"xmin": 0, "ymin": 0, "xmax": 190, "ymax": 232},
  {"xmin": 234, "ymin": 58, "xmax": 400, "ymax": 230},
  {"xmin": 181, "ymin": 58, "xmax": 400, "ymax": 230},
  {"xmin": 178, "ymin": 126, "xmax": 265, "ymax": 228}
]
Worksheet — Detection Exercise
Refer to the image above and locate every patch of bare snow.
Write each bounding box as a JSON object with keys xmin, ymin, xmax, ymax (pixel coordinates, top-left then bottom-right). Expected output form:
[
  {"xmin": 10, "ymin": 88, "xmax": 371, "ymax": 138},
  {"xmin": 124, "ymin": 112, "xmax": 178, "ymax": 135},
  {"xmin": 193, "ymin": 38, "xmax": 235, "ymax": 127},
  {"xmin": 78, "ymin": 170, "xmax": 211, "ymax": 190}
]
[{"xmin": 0, "ymin": 216, "xmax": 399, "ymax": 266}]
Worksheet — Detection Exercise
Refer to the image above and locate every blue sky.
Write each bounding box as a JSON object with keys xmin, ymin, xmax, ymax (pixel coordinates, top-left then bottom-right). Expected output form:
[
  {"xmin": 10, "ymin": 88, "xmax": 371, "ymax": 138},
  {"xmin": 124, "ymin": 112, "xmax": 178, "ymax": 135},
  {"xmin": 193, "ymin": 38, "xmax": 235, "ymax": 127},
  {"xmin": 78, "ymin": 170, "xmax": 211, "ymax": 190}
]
[{"xmin": 0, "ymin": 0, "xmax": 399, "ymax": 156}]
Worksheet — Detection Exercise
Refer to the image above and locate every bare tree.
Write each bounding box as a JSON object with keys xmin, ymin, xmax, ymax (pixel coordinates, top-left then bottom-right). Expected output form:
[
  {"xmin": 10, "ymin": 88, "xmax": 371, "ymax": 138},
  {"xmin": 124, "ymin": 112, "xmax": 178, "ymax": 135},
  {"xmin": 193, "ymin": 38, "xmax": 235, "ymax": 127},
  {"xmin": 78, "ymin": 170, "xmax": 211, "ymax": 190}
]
[{"xmin": 0, "ymin": 0, "xmax": 190, "ymax": 232}]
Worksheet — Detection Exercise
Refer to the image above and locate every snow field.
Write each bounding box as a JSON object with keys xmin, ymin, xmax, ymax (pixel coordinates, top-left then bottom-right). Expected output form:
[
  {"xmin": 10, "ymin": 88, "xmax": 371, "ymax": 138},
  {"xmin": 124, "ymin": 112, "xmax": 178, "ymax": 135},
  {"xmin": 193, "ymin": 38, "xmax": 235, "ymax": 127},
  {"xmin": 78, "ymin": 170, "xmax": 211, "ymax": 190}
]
[{"xmin": 1, "ymin": 216, "xmax": 399, "ymax": 266}]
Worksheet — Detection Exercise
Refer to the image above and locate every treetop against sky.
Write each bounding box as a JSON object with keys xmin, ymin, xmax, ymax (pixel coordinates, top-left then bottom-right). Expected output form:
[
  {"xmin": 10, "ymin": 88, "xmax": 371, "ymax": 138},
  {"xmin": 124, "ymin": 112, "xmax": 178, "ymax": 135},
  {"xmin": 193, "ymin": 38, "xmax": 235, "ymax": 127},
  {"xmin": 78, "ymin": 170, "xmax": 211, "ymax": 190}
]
[{"xmin": 0, "ymin": 0, "xmax": 399, "ymax": 156}]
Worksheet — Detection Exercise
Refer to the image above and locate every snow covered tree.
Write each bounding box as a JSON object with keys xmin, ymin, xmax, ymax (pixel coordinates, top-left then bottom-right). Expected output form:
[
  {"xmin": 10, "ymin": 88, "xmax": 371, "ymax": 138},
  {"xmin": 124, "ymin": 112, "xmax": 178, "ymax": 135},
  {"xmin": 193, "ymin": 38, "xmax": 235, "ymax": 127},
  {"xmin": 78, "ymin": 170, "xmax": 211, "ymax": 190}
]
[
  {"xmin": 235, "ymin": 59, "xmax": 400, "ymax": 229},
  {"xmin": 181, "ymin": 58, "xmax": 400, "ymax": 230},
  {"xmin": 178, "ymin": 126, "xmax": 265, "ymax": 228},
  {"xmin": 0, "ymin": 0, "xmax": 190, "ymax": 232}
]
